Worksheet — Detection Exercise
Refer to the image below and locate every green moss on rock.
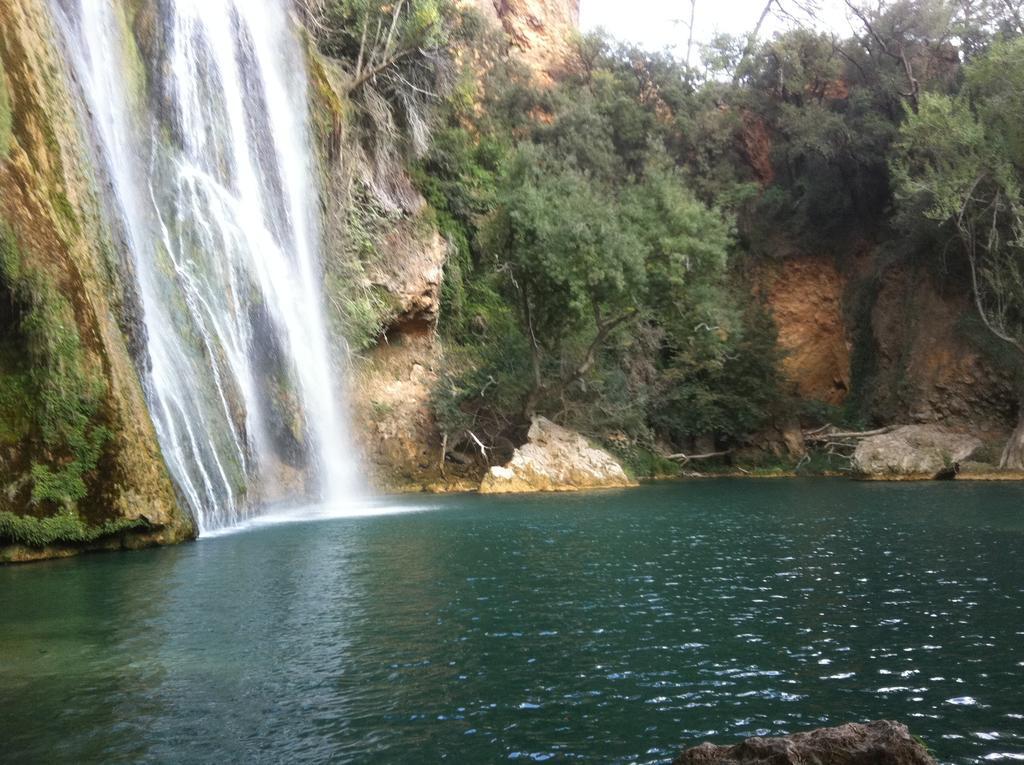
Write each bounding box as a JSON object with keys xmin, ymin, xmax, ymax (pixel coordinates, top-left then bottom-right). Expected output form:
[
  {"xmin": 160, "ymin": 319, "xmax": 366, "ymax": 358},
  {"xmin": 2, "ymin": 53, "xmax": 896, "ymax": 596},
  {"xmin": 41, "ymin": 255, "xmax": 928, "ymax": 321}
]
[
  {"xmin": 0, "ymin": 222, "xmax": 110, "ymax": 509},
  {"xmin": 0, "ymin": 509, "xmax": 148, "ymax": 547}
]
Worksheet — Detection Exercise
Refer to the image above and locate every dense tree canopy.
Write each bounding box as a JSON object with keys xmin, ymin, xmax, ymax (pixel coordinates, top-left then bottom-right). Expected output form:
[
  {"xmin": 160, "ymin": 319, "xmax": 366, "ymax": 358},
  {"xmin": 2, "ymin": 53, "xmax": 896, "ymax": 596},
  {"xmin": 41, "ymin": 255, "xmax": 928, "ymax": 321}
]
[
  {"xmin": 893, "ymin": 37, "xmax": 1024, "ymax": 466},
  {"xmin": 312, "ymin": 0, "xmax": 1024, "ymax": 471}
]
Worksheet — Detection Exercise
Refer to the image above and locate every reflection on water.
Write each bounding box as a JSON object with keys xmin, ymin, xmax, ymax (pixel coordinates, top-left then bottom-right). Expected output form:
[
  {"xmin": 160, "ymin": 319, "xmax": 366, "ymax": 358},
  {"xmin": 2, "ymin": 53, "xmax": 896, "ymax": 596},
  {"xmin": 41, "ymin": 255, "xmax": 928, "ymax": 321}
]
[{"xmin": 1, "ymin": 480, "xmax": 1023, "ymax": 763}]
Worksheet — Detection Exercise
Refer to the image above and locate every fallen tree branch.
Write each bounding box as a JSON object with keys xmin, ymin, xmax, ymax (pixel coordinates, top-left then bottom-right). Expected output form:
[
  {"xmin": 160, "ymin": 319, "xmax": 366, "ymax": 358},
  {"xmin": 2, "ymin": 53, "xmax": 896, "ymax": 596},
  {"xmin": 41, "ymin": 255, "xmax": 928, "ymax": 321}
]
[
  {"xmin": 803, "ymin": 425, "xmax": 894, "ymax": 442},
  {"xmin": 466, "ymin": 430, "xmax": 490, "ymax": 460},
  {"xmin": 666, "ymin": 450, "xmax": 732, "ymax": 464}
]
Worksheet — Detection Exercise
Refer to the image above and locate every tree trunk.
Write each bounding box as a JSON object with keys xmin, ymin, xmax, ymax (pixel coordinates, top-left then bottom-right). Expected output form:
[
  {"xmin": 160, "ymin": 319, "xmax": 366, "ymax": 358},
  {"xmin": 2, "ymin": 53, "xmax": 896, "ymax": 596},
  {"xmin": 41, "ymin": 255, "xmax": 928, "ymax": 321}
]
[
  {"xmin": 1000, "ymin": 407, "xmax": 1024, "ymax": 470},
  {"xmin": 733, "ymin": 0, "xmax": 773, "ymax": 84},
  {"xmin": 685, "ymin": 0, "xmax": 697, "ymax": 68}
]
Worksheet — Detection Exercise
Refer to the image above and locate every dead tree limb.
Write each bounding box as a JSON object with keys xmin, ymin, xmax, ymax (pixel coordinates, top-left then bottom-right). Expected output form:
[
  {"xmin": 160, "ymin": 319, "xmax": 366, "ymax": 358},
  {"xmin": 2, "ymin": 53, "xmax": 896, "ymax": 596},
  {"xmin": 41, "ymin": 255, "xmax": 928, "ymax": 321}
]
[{"xmin": 667, "ymin": 450, "xmax": 732, "ymax": 464}]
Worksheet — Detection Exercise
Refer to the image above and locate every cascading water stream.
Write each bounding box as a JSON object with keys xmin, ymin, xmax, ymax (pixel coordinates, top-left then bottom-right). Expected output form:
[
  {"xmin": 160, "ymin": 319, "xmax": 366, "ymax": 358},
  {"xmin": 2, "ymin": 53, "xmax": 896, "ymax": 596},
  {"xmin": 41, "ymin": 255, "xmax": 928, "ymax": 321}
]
[{"xmin": 53, "ymin": 0, "xmax": 359, "ymax": 532}]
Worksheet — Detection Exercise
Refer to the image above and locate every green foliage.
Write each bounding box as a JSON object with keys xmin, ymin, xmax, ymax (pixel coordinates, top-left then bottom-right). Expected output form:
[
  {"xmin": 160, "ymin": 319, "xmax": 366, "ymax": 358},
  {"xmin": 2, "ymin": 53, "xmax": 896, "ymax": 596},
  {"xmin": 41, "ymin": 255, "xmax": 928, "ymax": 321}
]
[
  {"xmin": 480, "ymin": 145, "xmax": 647, "ymax": 340},
  {"xmin": 311, "ymin": 0, "xmax": 456, "ymax": 62},
  {"xmin": 430, "ymin": 298, "xmax": 531, "ymax": 439},
  {"xmin": 0, "ymin": 510, "xmax": 147, "ymax": 548},
  {"xmin": 411, "ymin": 125, "xmax": 505, "ymax": 341},
  {"xmin": 413, "ymin": 30, "xmax": 792, "ymax": 454},
  {"xmin": 605, "ymin": 442, "xmax": 680, "ymax": 480},
  {"xmin": 409, "ymin": 2, "xmax": 1024, "ymax": 461},
  {"xmin": 0, "ymin": 334, "xmax": 32, "ymax": 445},
  {"xmin": 0, "ymin": 375, "xmax": 31, "ymax": 444},
  {"xmin": 892, "ymin": 93, "xmax": 990, "ymax": 223},
  {"xmin": 652, "ymin": 301, "xmax": 788, "ymax": 441},
  {"xmin": 0, "ymin": 223, "xmax": 110, "ymax": 509},
  {"xmin": 893, "ymin": 39, "xmax": 1024, "ymax": 362}
]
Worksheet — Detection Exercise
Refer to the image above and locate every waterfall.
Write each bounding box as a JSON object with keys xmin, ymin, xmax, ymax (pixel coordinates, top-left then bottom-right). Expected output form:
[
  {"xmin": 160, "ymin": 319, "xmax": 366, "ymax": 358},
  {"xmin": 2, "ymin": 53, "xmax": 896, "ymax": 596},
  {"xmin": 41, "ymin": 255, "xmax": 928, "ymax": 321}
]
[{"xmin": 53, "ymin": 0, "xmax": 358, "ymax": 532}]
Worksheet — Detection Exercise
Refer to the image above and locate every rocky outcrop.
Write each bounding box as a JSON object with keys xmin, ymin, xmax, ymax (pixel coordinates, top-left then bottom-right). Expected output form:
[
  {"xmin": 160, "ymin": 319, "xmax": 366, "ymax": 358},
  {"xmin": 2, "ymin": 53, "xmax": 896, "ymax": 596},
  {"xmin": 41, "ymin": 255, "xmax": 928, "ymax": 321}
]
[
  {"xmin": 469, "ymin": 0, "xmax": 580, "ymax": 79},
  {"xmin": 351, "ymin": 330, "xmax": 475, "ymax": 493},
  {"xmin": 367, "ymin": 224, "xmax": 446, "ymax": 334},
  {"xmin": 480, "ymin": 417, "xmax": 636, "ymax": 493},
  {"xmin": 674, "ymin": 720, "xmax": 935, "ymax": 765},
  {"xmin": 0, "ymin": 0, "xmax": 194, "ymax": 560},
  {"xmin": 853, "ymin": 425, "xmax": 982, "ymax": 479},
  {"xmin": 740, "ymin": 111, "xmax": 774, "ymax": 187}
]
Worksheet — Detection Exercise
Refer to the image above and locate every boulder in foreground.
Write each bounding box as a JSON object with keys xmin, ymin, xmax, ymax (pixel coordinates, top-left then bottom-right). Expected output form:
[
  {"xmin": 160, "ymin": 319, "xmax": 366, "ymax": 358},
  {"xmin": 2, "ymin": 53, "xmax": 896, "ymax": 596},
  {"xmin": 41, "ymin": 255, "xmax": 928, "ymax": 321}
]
[
  {"xmin": 674, "ymin": 720, "xmax": 935, "ymax": 765},
  {"xmin": 852, "ymin": 424, "xmax": 982, "ymax": 479},
  {"xmin": 479, "ymin": 417, "xmax": 637, "ymax": 494}
]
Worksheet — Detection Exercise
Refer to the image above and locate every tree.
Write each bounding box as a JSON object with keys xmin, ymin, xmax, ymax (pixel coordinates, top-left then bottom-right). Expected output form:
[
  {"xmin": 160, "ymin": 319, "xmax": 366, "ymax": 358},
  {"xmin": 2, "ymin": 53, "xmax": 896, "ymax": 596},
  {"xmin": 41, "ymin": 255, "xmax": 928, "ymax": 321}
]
[
  {"xmin": 480, "ymin": 146, "xmax": 647, "ymax": 416},
  {"xmin": 300, "ymin": 0, "xmax": 466, "ymax": 207},
  {"xmin": 732, "ymin": 0, "xmax": 822, "ymax": 83},
  {"xmin": 843, "ymin": 0, "xmax": 960, "ymax": 112},
  {"xmin": 893, "ymin": 38, "xmax": 1024, "ymax": 467},
  {"xmin": 301, "ymin": 0, "xmax": 458, "ymax": 94}
]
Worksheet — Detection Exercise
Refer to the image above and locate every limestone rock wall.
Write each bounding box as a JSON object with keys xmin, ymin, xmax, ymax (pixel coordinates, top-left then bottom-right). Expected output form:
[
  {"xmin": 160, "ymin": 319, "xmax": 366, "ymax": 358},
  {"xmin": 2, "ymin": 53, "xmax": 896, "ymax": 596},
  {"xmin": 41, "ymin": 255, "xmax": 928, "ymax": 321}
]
[
  {"xmin": 312, "ymin": 0, "xmax": 586, "ymax": 492},
  {"xmin": 865, "ymin": 264, "xmax": 1015, "ymax": 434}
]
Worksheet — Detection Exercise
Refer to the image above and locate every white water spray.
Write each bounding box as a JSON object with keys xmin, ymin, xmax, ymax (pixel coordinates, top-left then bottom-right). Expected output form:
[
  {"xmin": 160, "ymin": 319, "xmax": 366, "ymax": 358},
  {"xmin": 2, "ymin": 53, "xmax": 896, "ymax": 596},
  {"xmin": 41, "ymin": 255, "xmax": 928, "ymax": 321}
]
[{"xmin": 55, "ymin": 0, "xmax": 358, "ymax": 532}]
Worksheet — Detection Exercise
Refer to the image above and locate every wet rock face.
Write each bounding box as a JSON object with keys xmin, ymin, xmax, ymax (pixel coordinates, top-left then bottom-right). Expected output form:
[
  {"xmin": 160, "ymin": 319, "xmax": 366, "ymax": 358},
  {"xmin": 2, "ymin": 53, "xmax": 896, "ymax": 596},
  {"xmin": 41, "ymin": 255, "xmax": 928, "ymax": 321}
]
[
  {"xmin": 351, "ymin": 331, "xmax": 448, "ymax": 491},
  {"xmin": 674, "ymin": 720, "xmax": 936, "ymax": 765},
  {"xmin": 853, "ymin": 425, "xmax": 982, "ymax": 479},
  {"xmin": 480, "ymin": 416, "xmax": 637, "ymax": 494}
]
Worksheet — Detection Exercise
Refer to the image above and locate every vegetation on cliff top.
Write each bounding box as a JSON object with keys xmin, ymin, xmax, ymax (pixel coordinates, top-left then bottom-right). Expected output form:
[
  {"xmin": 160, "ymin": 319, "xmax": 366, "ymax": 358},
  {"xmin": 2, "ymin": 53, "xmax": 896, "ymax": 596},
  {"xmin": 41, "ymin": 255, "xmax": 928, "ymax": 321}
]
[{"xmin": 893, "ymin": 34, "xmax": 1024, "ymax": 467}]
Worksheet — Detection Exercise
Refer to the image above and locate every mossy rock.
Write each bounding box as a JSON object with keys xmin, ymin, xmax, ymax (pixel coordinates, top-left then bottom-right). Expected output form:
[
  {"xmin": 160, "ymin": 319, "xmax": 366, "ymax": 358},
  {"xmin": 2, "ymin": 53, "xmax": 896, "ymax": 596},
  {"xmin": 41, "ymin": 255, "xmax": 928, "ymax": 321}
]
[
  {"xmin": 0, "ymin": 222, "xmax": 110, "ymax": 509},
  {"xmin": 0, "ymin": 509, "xmax": 149, "ymax": 548},
  {"xmin": 0, "ymin": 0, "xmax": 193, "ymax": 559}
]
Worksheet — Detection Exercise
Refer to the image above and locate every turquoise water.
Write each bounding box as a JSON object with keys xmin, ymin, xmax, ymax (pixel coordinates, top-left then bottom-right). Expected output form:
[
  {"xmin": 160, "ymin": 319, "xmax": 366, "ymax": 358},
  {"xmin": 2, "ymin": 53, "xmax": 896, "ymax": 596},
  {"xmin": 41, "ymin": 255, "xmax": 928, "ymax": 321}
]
[{"xmin": 1, "ymin": 480, "xmax": 1023, "ymax": 763}]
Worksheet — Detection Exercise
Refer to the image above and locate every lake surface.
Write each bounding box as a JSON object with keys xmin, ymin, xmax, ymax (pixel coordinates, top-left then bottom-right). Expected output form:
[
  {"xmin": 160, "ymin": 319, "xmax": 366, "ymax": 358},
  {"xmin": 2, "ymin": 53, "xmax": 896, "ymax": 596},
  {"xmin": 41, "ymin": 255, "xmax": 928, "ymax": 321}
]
[{"xmin": 2, "ymin": 480, "xmax": 1023, "ymax": 763}]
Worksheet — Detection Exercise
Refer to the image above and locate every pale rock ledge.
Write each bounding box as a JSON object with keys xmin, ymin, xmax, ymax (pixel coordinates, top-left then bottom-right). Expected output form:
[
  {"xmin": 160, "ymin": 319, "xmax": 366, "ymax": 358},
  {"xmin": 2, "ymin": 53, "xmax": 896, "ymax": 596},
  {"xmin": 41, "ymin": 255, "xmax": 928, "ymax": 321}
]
[{"xmin": 479, "ymin": 417, "xmax": 637, "ymax": 494}]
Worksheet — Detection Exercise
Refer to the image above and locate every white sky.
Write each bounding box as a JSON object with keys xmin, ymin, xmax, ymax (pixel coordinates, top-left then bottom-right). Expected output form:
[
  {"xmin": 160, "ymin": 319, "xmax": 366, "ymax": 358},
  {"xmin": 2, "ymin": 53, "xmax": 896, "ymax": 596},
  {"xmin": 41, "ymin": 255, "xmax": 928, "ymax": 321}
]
[{"xmin": 580, "ymin": 0, "xmax": 856, "ymax": 58}]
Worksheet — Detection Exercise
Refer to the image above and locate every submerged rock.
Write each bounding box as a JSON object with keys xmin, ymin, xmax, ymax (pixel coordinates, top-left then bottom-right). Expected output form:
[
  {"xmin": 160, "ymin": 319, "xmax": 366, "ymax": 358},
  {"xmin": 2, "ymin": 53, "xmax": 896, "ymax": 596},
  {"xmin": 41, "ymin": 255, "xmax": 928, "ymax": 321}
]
[
  {"xmin": 479, "ymin": 417, "xmax": 637, "ymax": 494},
  {"xmin": 674, "ymin": 720, "xmax": 935, "ymax": 765},
  {"xmin": 853, "ymin": 424, "xmax": 982, "ymax": 479}
]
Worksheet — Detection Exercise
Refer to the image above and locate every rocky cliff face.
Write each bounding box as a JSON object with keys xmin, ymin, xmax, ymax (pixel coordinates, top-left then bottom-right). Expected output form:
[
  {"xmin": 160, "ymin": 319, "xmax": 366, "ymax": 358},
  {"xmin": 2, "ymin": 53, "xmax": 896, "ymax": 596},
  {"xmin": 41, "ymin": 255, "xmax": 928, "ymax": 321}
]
[
  {"xmin": 757, "ymin": 249, "xmax": 1015, "ymax": 443},
  {"xmin": 865, "ymin": 264, "xmax": 1015, "ymax": 433},
  {"xmin": 469, "ymin": 0, "xmax": 580, "ymax": 78},
  {"xmin": 743, "ymin": 89, "xmax": 1015, "ymax": 447},
  {"xmin": 0, "ymin": 0, "xmax": 194, "ymax": 561},
  {"xmin": 313, "ymin": 1, "xmax": 584, "ymax": 493},
  {"xmin": 758, "ymin": 256, "xmax": 851, "ymax": 405}
]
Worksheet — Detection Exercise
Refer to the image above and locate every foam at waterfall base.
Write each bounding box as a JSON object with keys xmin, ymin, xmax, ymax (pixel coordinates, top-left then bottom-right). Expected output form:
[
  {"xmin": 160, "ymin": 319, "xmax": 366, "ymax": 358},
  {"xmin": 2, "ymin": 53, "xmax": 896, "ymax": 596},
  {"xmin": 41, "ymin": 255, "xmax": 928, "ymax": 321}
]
[{"xmin": 198, "ymin": 497, "xmax": 443, "ymax": 538}]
